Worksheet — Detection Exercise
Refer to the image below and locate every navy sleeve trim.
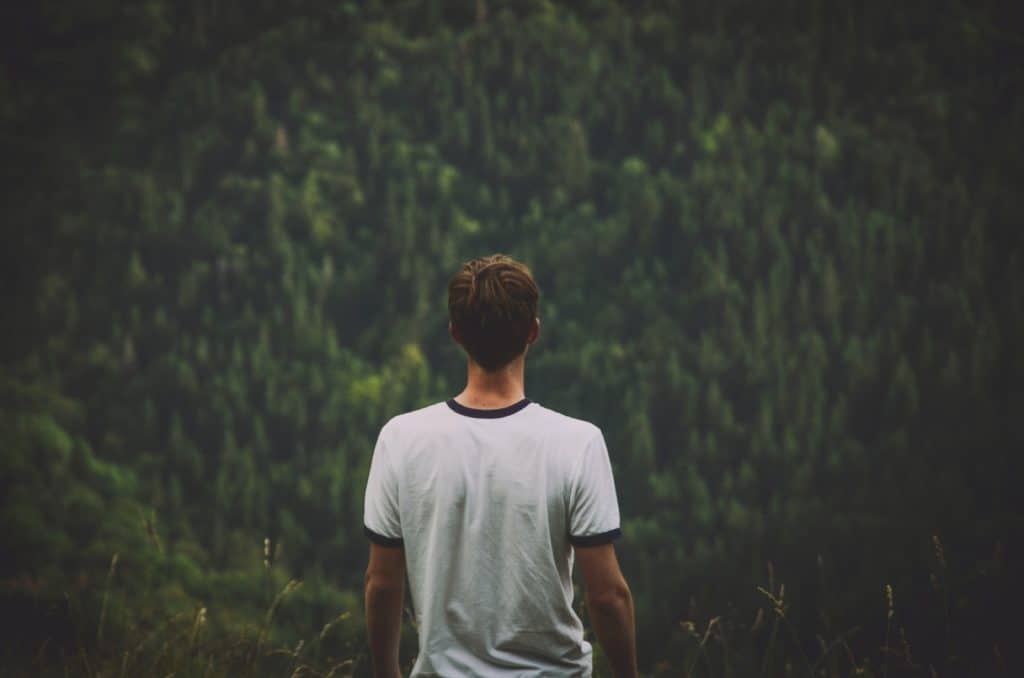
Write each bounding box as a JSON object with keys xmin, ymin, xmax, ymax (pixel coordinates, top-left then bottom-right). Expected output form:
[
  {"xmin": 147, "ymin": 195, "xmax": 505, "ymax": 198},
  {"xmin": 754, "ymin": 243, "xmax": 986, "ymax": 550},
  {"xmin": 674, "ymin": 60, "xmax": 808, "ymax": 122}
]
[
  {"xmin": 569, "ymin": 527, "xmax": 622, "ymax": 547},
  {"xmin": 364, "ymin": 525, "xmax": 404, "ymax": 548}
]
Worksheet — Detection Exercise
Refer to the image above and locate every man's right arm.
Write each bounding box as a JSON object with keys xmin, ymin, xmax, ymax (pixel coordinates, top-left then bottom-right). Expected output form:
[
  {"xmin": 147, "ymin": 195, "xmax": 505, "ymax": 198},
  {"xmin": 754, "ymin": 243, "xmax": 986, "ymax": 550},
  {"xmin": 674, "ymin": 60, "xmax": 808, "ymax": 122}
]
[{"xmin": 576, "ymin": 543, "xmax": 638, "ymax": 678}]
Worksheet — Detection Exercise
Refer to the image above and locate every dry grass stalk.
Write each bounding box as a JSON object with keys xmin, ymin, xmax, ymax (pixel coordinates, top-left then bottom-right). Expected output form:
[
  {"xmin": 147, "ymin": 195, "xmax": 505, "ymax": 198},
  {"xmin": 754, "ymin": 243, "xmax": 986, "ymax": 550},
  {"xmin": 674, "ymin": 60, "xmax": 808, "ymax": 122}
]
[{"xmin": 97, "ymin": 553, "xmax": 120, "ymax": 645}]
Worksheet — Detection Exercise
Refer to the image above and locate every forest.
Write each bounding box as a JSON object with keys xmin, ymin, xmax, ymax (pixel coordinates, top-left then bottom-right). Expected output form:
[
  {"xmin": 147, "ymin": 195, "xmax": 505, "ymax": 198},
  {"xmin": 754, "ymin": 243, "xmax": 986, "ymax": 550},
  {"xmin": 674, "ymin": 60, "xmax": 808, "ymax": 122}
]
[{"xmin": 1, "ymin": 0, "xmax": 1022, "ymax": 675}]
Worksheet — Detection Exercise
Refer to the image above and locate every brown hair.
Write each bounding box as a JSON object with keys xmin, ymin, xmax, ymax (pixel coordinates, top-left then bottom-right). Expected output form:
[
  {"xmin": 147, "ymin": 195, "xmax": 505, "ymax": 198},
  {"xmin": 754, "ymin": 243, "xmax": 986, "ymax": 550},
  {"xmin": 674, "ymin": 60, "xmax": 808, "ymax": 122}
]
[{"xmin": 447, "ymin": 254, "xmax": 539, "ymax": 371}]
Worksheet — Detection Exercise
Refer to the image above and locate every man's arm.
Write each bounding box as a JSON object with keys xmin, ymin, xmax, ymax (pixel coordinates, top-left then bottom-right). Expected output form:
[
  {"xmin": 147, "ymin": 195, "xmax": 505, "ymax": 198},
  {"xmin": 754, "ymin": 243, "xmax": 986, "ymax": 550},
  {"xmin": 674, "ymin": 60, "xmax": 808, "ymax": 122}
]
[
  {"xmin": 365, "ymin": 543, "xmax": 406, "ymax": 678},
  {"xmin": 576, "ymin": 543, "xmax": 638, "ymax": 678}
]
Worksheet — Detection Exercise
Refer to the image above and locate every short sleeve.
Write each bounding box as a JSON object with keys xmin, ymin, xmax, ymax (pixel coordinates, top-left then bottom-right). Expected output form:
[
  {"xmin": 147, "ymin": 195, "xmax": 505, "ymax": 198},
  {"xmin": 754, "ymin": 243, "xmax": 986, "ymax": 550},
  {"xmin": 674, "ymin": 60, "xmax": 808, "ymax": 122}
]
[
  {"xmin": 363, "ymin": 425, "xmax": 403, "ymax": 547},
  {"xmin": 568, "ymin": 429, "xmax": 622, "ymax": 546}
]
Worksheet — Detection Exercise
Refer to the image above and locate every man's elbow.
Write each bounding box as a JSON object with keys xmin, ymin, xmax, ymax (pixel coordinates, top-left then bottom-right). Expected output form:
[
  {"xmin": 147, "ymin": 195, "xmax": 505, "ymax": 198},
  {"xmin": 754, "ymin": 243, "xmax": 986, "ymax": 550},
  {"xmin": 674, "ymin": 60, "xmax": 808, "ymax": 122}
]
[
  {"xmin": 365, "ymin": 570, "xmax": 402, "ymax": 598},
  {"xmin": 587, "ymin": 581, "xmax": 633, "ymax": 614}
]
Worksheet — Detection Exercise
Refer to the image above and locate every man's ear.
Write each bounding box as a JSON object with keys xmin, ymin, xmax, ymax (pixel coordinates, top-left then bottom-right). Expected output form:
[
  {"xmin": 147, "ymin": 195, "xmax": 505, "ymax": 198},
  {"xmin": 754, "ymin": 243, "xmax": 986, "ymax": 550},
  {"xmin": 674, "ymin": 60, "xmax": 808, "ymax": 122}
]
[{"xmin": 527, "ymin": 317, "xmax": 540, "ymax": 345}]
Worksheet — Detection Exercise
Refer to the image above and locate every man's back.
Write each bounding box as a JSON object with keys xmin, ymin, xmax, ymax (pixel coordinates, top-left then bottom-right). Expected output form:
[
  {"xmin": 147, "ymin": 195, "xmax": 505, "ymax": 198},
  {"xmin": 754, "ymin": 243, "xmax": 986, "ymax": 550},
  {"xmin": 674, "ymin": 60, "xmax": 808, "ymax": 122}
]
[{"xmin": 364, "ymin": 397, "xmax": 621, "ymax": 676}]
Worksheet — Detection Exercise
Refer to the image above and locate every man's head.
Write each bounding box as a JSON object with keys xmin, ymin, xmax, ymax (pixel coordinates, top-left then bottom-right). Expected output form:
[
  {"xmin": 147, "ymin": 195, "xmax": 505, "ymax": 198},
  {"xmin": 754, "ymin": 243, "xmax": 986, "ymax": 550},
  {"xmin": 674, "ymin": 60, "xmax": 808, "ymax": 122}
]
[{"xmin": 447, "ymin": 254, "xmax": 540, "ymax": 371}]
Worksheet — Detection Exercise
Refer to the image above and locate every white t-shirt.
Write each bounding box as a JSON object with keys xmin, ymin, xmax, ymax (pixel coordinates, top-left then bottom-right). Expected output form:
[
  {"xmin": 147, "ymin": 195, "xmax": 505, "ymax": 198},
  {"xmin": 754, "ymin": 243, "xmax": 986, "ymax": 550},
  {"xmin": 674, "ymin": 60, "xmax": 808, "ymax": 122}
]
[{"xmin": 363, "ymin": 397, "xmax": 622, "ymax": 677}]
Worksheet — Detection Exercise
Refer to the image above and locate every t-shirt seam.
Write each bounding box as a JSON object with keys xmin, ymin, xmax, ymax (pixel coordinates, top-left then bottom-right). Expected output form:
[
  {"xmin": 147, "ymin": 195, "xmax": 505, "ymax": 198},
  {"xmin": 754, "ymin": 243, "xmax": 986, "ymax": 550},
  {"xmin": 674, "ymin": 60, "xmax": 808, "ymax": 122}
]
[
  {"xmin": 368, "ymin": 421, "xmax": 402, "ymax": 540},
  {"xmin": 566, "ymin": 427, "xmax": 604, "ymax": 526}
]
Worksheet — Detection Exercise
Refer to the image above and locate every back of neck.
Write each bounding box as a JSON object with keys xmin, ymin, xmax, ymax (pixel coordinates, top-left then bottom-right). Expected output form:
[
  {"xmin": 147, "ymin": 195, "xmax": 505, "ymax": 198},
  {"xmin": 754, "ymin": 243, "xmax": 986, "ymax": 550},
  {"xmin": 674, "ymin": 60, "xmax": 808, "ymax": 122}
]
[{"xmin": 454, "ymin": 357, "xmax": 526, "ymax": 408}]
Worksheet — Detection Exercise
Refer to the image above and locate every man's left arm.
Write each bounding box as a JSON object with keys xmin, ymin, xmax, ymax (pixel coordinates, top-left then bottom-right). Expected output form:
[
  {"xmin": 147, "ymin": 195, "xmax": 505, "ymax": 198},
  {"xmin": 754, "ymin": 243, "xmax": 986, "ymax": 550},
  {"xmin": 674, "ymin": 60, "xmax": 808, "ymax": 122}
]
[{"xmin": 365, "ymin": 542, "xmax": 406, "ymax": 678}]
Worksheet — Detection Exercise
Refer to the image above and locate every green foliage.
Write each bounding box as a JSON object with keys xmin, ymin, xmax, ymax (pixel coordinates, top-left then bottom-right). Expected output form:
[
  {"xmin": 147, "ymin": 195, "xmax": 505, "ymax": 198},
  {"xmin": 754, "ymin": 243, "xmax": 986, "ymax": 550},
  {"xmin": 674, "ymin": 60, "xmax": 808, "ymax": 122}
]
[{"xmin": 2, "ymin": 0, "xmax": 1022, "ymax": 674}]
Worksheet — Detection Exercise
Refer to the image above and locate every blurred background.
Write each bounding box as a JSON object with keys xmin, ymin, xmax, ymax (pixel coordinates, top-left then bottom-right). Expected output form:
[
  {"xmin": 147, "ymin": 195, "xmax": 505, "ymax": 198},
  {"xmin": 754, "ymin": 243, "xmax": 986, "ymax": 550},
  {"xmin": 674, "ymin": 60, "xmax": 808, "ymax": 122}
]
[{"xmin": 2, "ymin": 0, "xmax": 1022, "ymax": 675}]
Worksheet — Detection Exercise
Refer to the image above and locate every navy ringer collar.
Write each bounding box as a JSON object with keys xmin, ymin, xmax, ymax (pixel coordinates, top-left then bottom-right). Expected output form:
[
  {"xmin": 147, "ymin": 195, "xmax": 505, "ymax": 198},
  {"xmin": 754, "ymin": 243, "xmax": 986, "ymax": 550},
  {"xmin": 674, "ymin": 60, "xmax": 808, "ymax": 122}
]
[{"xmin": 446, "ymin": 397, "xmax": 532, "ymax": 419}]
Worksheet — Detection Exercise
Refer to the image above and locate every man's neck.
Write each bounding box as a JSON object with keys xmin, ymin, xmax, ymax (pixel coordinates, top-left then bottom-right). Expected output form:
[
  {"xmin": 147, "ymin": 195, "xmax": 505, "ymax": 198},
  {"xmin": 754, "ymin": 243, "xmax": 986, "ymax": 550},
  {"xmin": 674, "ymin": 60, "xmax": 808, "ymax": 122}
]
[{"xmin": 454, "ymin": 357, "xmax": 526, "ymax": 409}]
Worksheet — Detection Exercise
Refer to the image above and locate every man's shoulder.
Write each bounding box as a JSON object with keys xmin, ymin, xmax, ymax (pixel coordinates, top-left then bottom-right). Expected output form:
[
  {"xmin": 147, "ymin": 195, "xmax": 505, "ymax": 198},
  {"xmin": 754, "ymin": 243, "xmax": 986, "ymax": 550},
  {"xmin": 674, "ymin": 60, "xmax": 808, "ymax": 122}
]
[
  {"xmin": 380, "ymin": 400, "xmax": 602, "ymax": 441},
  {"xmin": 380, "ymin": 401, "xmax": 450, "ymax": 436},
  {"xmin": 526, "ymin": 402, "xmax": 603, "ymax": 441}
]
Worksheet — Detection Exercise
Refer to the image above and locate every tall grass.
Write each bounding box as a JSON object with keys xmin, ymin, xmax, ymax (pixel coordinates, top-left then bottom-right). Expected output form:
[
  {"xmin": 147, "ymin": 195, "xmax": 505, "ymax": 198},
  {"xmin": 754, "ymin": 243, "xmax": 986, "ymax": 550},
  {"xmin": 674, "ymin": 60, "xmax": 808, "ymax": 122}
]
[
  {"xmin": 655, "ymin": 534, "xmax": 1008, "ymax": 678},
  {"xmin": 21, "ymin": 577, "xmax": 357, "ymax": 678},
  {"xmin": 3, "ymin": 533, "xmax": 1010, "ymax": 677}
]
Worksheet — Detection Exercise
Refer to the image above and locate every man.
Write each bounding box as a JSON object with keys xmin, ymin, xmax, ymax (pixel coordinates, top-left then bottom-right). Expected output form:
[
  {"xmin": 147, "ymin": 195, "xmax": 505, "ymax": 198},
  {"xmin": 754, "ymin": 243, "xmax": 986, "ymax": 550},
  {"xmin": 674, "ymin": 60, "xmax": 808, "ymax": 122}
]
[{"xmin": 363, "ymin": 254, "xmax": 638, "ymax": 677}]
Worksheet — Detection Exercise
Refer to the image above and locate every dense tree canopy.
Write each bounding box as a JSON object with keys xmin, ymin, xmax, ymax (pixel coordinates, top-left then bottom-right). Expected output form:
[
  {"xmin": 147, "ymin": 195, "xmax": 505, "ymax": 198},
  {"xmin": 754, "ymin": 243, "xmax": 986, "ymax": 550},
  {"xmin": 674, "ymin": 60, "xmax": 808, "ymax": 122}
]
[{"xmin": 2, "ymin": 0, "xmax": 1022, "ymax": 674}]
